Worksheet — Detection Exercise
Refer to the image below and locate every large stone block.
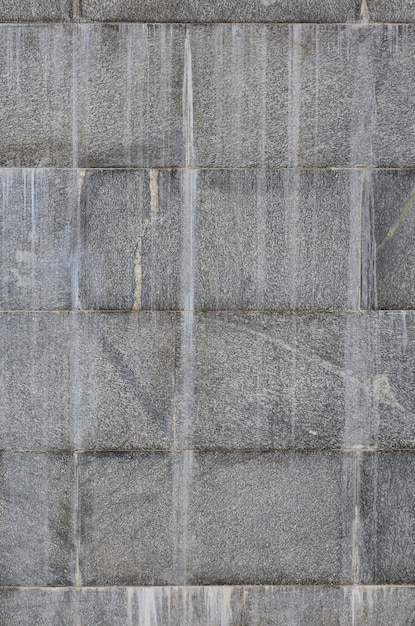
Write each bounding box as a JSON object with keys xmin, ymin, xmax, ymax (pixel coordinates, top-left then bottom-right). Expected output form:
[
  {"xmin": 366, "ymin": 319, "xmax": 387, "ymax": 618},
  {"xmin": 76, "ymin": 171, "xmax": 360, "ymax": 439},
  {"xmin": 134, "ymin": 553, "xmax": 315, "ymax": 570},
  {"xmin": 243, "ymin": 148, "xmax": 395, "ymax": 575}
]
[
  {"xmin": 79, "ymin": 452, "xmax": 174, "ymax": 585},
  {"xmin": 0, "ymin": 313, "xmax": 75, "ymax": 450},
  {"xmin": 0, "ymin": 25, "xmax": 73, "ymax": 167},
  {"xmin": 79, "ymin": 169, "xmax": 182, "ymax": 311},
  {"xmin": 176, "ymin": 313, "xmax": 359, "ymax": 450},
  {"xmin": 360, "ymin": 451, "xmax": 415, "ymax": 584},
  {"xmin": 355, "ymin": 587, "xmax": 415, "ymax": 625},
  {"xmin": 0, "ymin": 0, "xmax": 71, "ymax": 21},
  {"xmin": 0, "ymin": 169, "xmax": 76, "ymax": 310},
  {"xmin": 78, "ymin": 313, "xmax": 175, "ymax": 450},
  {"xmin": 364, "ymin": 170, "xmax": 415, "ymax": 309},
  {"xmin": 366, "ymin": 0, "xmax": 415, "ymax": 22},
  {"xmin": 185, "ymin": 451, "xmax": 354, "ymax": 585},
  {"xmin": 242, "ymin": 586, "xmax": 353, "ymax": 625},
  {"xmin": 0, "ymin": 589, "xmax": 74, "ymax": 626},
  {"xmin": 0, "ymin": 452, "xmax": 75, "ymax": 585},
  {"xmin": 76, "ymin": 24, "xmax": 184, "ymax": 168},
  {"xmin": 193, "ymin": 169, "xmax": 360, "ymax": 311},
  {"xmin": 79, "ymin": 0, "xmax": 358, "ymax": 23}
]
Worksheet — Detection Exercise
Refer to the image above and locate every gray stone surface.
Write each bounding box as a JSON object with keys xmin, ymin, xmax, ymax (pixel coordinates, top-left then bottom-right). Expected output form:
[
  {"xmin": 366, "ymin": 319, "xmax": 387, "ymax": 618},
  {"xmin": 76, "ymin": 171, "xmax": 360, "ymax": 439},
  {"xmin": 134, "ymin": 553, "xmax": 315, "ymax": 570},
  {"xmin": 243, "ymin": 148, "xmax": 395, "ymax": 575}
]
[
  {"xmin": 193, "ymin": 169, "xmax": 360, "ymax": 310},
  {"xmin": 0, "ymin": 169, "xmax": 76, "ymax": 310},
  {"xmin": 360, "ymin": 452, "xmax": 415, "ymax": 584},
  {"xmin": 0, "ymin": 25, "xmax": 73, "ymax": 167},
  {"xmin": 0, "ymin": 452, "xmax": 75, "ymax": 585},
  {"xmin": 356, "ymin": 587, "xmax": 415, "ymax": 625},
  {"xmin": 0, "ymin": 589, "xmax": 74, "ymax": 626},
  {"xmin": 176, "ymin": 313, "xmax": 356, "ymax": 450},
  {"xmin": 366, "ymin": 1, "xmax": 415, "ymax": 22},
  {"xmin": 0, "ymin": 313, "xmax": 74, "ymax": 450},
  {"xmin": 79, "ymin": 169, "xmax": 182, "ymax": 311},
  {"xmin": 0, "ymin": 0, "xmax": 71, "ymax": 21},
  {"xmin": 79, "ymin": 0, "xmax": 359, "ymax": 23},
  {"xmin": 79, "ymin": 452, "xmax": 174, "ymax": 585},
  {"xmin": 78, "ymin": 312, "xmax": 175, "ymax": 450},
  {"xmin": 185, "ymin": 451, "xmax": 354, "ymax": 585},
  {"xmin": 366, "ymin": 170, "xmax": 415, "ymax": 309},
  {"xmin": 76, "ymin": 24, "xmax": 184, "ymax": 168},
  {"xmin": 242, "ymin": 586, "xmax": 353, "ymax": 625}
]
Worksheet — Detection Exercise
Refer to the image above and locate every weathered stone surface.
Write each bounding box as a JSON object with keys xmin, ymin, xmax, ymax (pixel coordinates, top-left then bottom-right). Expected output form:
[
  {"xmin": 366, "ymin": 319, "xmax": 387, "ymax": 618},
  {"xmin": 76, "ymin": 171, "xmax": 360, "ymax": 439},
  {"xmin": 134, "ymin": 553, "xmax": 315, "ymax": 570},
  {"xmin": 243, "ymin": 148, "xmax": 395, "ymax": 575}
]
[
  {"xmin": 366, "ymin": 1, "xmax": 415, "ymax": 22},
  {"xmin": 0, "ymin": 589, "xmax": 74, "ymax": 626},
  {"xmin": 79, "ymin": 169, "xmax": 182, "ymax": 311},
  {"xmin": 366, "ymin": 312, "xmax": 415, "ymax": 449},
  {"xmin": 0, "ymin": 25, "xmax": 73, "ymax": 167},
  {"xmin": 79, "ymin": 0, "xmax": 359, "ymax": 23},
  {"xmin": 193, "ymin": 169, "xmax": 360, "ymax": 310},
  {"xmin": 0, "ymin": 452, "xmax": 75, "ymax": 585},
  {"xmin": 360, "ymin": 452, "xmax": 415, "ymax": 584},
  {"xmin": 0, "ymin": 0, "xmax": 71, "ymax": 21},
  {"xmin": 0, "ymin": 313, "xmax": 74, "ymax": 450},
  {"xmin": 176, "ymin": 313, "xmax": 357, "ymax": 450},
  {"xmin": 78, "ymin": 313, "xmax": 175, "ymax": 450},
  {"xmin": 79, "ymin": 452, "xmax": 174, "ymax": 585},
  {"xmin": 76, "ymin": 24, "xmax": 184, "ymax": 168},
  {"xmin": 365, "ymin": 170, "xmax": 415, "ymax": 309},
  {"xmin": 185, "ymin": 451, "xmax": 354, "ymax": 584},
  {"xmin": 356, "ymin": 587, "xmax": 415, "ymax": 625},
  {"xmin": 0, "ymin": 169, "xmax": 76, "ymax": 310},
  {"xmin": 242, "ymin": 586, "xmax": 353, "ymax": 625}
]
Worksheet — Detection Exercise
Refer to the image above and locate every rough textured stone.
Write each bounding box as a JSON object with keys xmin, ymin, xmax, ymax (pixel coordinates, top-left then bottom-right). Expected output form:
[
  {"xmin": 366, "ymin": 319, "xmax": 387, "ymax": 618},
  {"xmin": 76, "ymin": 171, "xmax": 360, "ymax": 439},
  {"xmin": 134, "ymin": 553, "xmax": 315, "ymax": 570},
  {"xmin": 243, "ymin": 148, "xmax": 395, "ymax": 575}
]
[
  {"xmin": 79, "ymin": 452, "xmax": 174, "ymax": 585},
  {"xmin": 0, "ymin": 169, "xmax": 76, "ymax": 310},
  {"xmin": 79, "ymin": 0, "xmax": 359, "ymax": 23},
  {"xmin": 0, "ymin": 313, "xmax": 75, "ymax": 450},
  {"xmin": 78, "ymin": 313, "xmax": 175, "ymax": 450},
  {"xmin": 76, "ymin": 24, "xmax": 184, "ymax": 168},
  {"xmin": 176, "ymin": 313, "xmax": 360, "ymax": 450},
  {"xmin": 193, "ymin": 169, "xmax": 360, "ymax": 310},
  {"xmin": 0, "ymin": 0, "xmax": 71, "ymax": 21},
  {"xmin": 360, "ymin": 452, "xmax": 415, "ymax": 584},
  {"xmin": 79, "ymin": 169, "xmax": 182, "ymax": 311},
  {"xmin": 242, "ymin": 586, "xmax": 353, "ymax": 625},
  {"xmin": 185, "ymin": 451, "xmax": 354, "ymax": 585},
  {"xmin": 355, "ymin": 587, "xmax": 415, "ymax": 625},
  {"xmin": 366, "ymin": 1, "xmax": 415, "ymax": 22},
  {"xmin": 0, "ymin": 589, "xmax": 75, "ymax": 626},
  {"xmin": 0, "ymin": 452, "xmax": 75, "ymax": 585},
  {"xmin": 365, "ymin": 170, "xmax": 415, "ymax": 309},
  {"xmin": 0, "ymin": 25, "xmax": 73, "ymax": 167}
]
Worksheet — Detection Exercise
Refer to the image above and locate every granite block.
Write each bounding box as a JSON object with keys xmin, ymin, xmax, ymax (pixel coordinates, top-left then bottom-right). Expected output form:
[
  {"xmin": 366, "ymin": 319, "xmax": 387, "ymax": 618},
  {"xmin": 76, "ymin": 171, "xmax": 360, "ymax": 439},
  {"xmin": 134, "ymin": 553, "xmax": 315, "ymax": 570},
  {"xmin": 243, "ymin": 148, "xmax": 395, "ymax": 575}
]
[
  {"xmin": 76, "ymin": 24, "xmax": 184, "ymax": 168},
  {"xmin": 0, "ymin": 452, "xmax": 75, "ymax": 585},
  {"xmin": 185, "ymin": 451, "xmax": 354, "ymax": 584},
  {"xmin": 78, "ymin": 313, "xmax": 175, "ymax": 450},
  {"xmin": 0, "ymin": 0, "xmax": 71, "ymax": 21},
  {"xmin": 242, "ymin": 586, "xmax": 353, "ymax": 625},
  {"xmin": 366, "ymin": 1, "xmax": 415, "ymax": 22},
  {"xmin": 356, "ymin": 587, "xmax": 415, "ymax": 625},
  {"xmin": 79, "ymin": 0, "xmax": 359, "ymax": 23},
  {"xmin": 79, "ymin": 452, "xmax": 174, "ymax": 585},
  {"xmin": 176, "ymin": 313, "xmax": 359, "ymax": 450},
  {"xmin": 0, "ymin": 589, "xmax": 74, "ymax": 626},
  {"xmin": 0, "ymin": 313, "xmax": 75, "ymax": 450},
  {"xmin": 0, "ymin": 25, "xmax": 73, "ymax": 167},
  {"xmin": 78, "ymin": 587, "xmax": 243, "ymax": 626},
  {"xmin": 79, "ymin": 169, "xmax": 182, "ymax": 311},
  {"xmin": 365, "ymin": 170, "xmax": 415, "ymax": 309},
  {"xmin": 193, "ymin": 169, "xmax": 360, "ymax": 310},
  {"xmin": 0, "ymin": 169, "xmax": 76, "ymax": 310},
  {"xmin": 360, "ymin": 452, "xmax": 415, "ymax": 584}
]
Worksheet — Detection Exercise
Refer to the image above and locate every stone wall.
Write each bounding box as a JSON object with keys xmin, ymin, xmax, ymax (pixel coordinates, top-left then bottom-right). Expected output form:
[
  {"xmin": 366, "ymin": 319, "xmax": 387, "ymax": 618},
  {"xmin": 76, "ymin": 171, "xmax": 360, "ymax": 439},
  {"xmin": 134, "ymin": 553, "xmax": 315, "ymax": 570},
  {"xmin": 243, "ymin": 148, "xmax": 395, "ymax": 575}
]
[{"xmin": 1, "ymin": 1, "xmax": 415, "ymax": 624}]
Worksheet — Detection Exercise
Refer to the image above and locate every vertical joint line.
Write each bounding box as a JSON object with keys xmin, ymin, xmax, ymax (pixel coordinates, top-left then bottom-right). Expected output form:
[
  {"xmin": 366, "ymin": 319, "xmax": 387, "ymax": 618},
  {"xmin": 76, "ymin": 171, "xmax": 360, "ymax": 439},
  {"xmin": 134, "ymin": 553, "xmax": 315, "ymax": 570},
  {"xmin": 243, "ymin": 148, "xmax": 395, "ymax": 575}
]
[{"xmin": 172, "ymin": 312, "xmax": 178, "ymax": 451}]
